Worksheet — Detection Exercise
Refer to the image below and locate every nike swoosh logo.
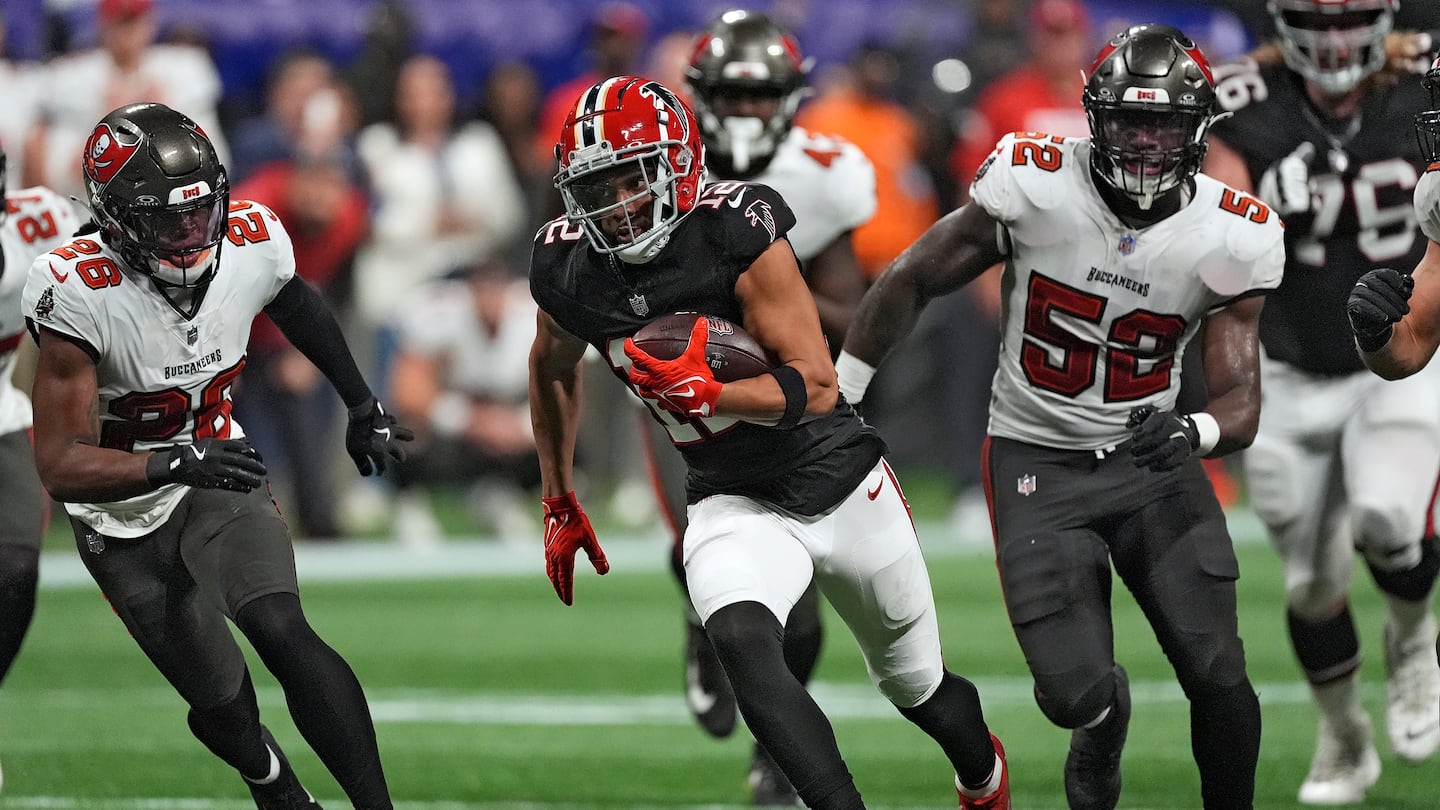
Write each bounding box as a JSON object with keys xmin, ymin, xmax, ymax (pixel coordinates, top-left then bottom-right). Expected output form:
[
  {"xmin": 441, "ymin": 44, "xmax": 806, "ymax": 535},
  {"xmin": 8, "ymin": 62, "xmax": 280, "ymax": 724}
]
[
  {"xmin": 868, "ymin": 479, "xmax": 884, "ymax": 500},
  {"xmin": 685, "ymin": 661, "xmax": 718, "ymax": 714},
  {"xmin": 49, "ymin": 264, "xmax": 69, "ymax": 282},
  {"xmin": 726, "ymin": 189, "xmax": 748, "ymax": 208},
  {"xmin": 668, "ymin": 385, "xmax": 696, "ymax": 399},
  {"xmin": 191, "ymin": 445, "xmax": 207, "ymax": 461},
  {"xmin": 1404, "ymin": 724, "xmax": 1440, "ymax": 741}
]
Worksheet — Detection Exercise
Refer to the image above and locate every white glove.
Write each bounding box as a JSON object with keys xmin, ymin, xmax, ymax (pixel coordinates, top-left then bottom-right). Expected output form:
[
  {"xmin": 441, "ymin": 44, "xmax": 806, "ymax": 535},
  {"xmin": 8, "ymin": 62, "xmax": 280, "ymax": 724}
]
[{"xmin": 1256, "ymin": 141, "xmax": 1315, "ymax": 217}]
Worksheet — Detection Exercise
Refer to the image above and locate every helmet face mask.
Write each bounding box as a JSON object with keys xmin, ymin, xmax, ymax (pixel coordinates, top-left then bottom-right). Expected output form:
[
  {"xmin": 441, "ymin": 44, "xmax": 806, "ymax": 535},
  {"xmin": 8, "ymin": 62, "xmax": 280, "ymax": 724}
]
[
  {"xmin": 1083, "ymin": 24, "xmax": 1218, "ymax": 210},
  {"xmin": 1269, "ymin": 0, "xmax": 1396, "ymax": 95},
  {"xmin": 685, "ymin": 10, "xmax": 809, "ymax": 178},
  {"xmin": 554, "ymin": 76, "xmax": 704, "ymax": 264},
  {"xmin": 83, "ymin": 103, "xmax": 230, "ymax": 294},
  {"xmin": 1417, "ymin": 57, "xmax": 1440, "ymax": 164}
]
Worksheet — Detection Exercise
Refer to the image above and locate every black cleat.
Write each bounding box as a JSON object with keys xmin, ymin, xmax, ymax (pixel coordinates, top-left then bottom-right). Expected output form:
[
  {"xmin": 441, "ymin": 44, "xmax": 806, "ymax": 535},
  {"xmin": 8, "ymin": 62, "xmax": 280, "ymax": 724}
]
[
  {"xmin": 246, "ymin": 727, "xmax": 323, "ymax": 810},
  {"xmin": 684, "ymin": 611, "xmax": 737, "ymax": 738},
  {"xmin": 1064, "ymin": 665, "xmax": 1130, "ymax": 810},
  {"xmin": 748, "ymin": 744, "xmax": 801, "ymax": 807}
]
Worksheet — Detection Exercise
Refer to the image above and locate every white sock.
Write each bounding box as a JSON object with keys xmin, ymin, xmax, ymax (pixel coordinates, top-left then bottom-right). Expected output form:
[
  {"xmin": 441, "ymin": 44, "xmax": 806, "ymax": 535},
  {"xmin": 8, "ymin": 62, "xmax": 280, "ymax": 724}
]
[
  {"xmin": 242, "ymin": 745, "xmax": 281, "ymax": 785},
  {"xmin": 956, "ymin": 752, "xmax": 1003, "ymax": 798},
  {"xmin": 1385, "ymin": 594, "xmax": 1434, "ymax": 642},
  {"xmin": 1312, "ymin": 674, "xmax": 1365, "ymax": 727}
]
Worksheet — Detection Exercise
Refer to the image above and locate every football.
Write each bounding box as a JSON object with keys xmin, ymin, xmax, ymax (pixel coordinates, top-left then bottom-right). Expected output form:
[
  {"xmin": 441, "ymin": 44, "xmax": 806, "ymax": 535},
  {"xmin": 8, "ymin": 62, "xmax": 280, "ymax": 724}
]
[{"xmin": 631, "ymin": 312, "xmax": 775, "ymax": 383}]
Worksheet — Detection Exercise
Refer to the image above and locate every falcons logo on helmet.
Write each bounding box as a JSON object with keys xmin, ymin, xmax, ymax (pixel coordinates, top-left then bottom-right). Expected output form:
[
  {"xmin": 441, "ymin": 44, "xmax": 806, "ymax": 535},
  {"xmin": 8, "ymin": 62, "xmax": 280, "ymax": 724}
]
[{"xmin": 83, "ymin": 124, "xmax": 141, "ymax": 185}]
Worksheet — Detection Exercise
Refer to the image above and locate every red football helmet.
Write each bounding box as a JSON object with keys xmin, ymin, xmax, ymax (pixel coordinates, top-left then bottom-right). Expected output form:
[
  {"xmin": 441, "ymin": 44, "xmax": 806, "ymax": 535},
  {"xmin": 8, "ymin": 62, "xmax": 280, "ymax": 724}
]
[
  {"xmin": 1269, "ymin": 0, "xmax": 1397, "ymax": 95},
  {"xmin": 554, "ymin": 76, "xmax": 705, "ymax": 264}
]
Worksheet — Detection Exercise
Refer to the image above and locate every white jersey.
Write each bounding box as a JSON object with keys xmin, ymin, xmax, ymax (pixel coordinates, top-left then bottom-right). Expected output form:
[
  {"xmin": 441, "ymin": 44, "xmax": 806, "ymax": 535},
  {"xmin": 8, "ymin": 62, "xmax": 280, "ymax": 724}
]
[
  {"xmin": 744, "ymin": 126, "xmax": 876, "ymax": 262},
  {"xmin": 0, "ymin": 186, "xmax": 80, "ymax": 435},
  {"xmin": 1415, "ymin": 164, "xmax": 1440, "ymax": 244},
  {"xmin": 971, "ymin": 133, "xmax": 1285, "ymax": 450},
  {"xmin": 21, "ymin": 200, "xmax": 295, "ymax": 537}
]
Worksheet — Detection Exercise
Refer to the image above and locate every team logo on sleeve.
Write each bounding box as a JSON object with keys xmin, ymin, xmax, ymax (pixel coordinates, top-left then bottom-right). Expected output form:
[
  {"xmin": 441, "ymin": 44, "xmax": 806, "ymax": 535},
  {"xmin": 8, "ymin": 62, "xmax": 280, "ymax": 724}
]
[
  {"xmin": 745, "ymin": 200, "xmax": 776, "ymax": 240},
  {"xmin": 33, "ymin": 287, "xmax": 56, "ymax": 322},
  {"xmin": 83, "ymin": 123, "xmax": 141, "ymax": 185}
]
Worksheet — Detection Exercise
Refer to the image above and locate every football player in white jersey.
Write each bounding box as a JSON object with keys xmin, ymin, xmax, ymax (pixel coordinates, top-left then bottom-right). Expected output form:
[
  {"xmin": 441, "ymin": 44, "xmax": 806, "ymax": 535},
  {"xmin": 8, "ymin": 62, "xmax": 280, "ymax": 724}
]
[
  {"xmin": 0, "ymin": 146, "xmax": 79, "ymax": 789},
  {"xmin": 1349, "ymin": 53, "xmax": 1440, "ymax": 747},
  {"xmin": 648, "ymin": 10, "xmax": 876, "ymax": 804},
  {"xmin": 21, "ymin": 103, "xmax": 410, "ymax": 810},
  {"xmin": 1205, "ymin": 3, "xmax": 1440, "ymax": 802},
  {"xmin": 839, "ymin": 25, "xmax": 1282, "ymax": 809}
]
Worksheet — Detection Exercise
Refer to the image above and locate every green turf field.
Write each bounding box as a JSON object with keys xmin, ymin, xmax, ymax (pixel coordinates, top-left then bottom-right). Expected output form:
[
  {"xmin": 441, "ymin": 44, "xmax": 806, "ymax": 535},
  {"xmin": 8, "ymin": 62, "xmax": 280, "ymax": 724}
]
[{"xmin": 3, "ymin": 528, "xmax": 1438, "ymax": 809}]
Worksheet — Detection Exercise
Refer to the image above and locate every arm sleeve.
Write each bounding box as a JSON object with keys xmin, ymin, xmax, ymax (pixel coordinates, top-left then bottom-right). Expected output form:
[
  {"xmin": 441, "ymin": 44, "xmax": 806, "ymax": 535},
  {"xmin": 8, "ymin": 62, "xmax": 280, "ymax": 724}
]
[{"xmin": 264, "ymin": 276, "xmax": 373, "ymax": 408}]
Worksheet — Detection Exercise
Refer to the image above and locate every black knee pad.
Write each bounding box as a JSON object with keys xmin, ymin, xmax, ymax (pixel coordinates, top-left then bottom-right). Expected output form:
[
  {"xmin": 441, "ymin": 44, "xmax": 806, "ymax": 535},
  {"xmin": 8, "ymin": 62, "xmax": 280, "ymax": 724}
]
[
  {"xmin": 1034, "ymin": 667, "xmax": 1117, "ymax": 730},
  {"xmin": 1288, "ymin": 605, "xmax": 1361, "ymax": 685},
  {"xmin": 0, "ymin": 544, "xmax": 39, "ymax": 600},
  {"xmin": 705, "ymin": 601, "xmax": 785, "ymax": 687},
  {"xmin": 1173, "ymin": 634, "xmax": 1249, "ymax": 701},
  {"xmin": 1368, "ymin": 535, "xmax": 1440, "ymax": 603}
]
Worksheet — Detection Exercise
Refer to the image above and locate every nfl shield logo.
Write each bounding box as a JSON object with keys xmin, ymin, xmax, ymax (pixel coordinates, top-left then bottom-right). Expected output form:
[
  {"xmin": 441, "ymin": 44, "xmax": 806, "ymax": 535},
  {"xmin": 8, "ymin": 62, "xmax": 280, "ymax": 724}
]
[
  {"xmin": 186, "ymin": 325, "xmax": 199, "ymax": 345},
  {"xmin": 1118, "ymin": 234, "xmax": 1137, "ymax": 255},
  {"xmin": 628, "ymin": 293, "xmax": 649, "ymax": 317},
  {"xmin": 1017, "ymin": 474, "xmax": 1037, "ymax": 496}
]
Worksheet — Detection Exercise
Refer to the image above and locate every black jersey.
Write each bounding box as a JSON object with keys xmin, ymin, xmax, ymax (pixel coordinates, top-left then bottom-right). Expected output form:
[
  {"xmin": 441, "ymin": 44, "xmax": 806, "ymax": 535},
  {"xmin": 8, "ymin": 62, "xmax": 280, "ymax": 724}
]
[
  {"xmin": 1210, "ymin": 61, "xmax": 1429, "ymax": 375},
  {"xmin": 530, "ymin": 181, "xmax": 885, "ymax": 516}
]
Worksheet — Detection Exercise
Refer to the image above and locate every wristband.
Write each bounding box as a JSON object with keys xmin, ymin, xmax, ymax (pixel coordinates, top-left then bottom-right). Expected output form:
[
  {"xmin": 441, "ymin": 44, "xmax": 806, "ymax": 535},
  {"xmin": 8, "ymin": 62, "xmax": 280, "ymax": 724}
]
[
  {"xmin": 1188, "ymin": 412, "xmax": 1221, "ymax": 455},
  {"xmin": 144, "ymin": 449, "xmax": 174, "ymax": 486},
  {"xmin": 835, "ymin": 350, "xmax": 877, "ymax": 404},
  {"xmin": 769, "ymin": 365, "xmax": 808, "ymax": 430}
]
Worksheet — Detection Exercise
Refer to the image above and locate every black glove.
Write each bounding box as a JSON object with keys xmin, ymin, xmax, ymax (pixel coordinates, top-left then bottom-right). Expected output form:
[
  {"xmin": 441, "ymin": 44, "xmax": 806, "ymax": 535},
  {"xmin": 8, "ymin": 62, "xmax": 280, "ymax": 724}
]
[
  {"xmin": 345, "ymin": 397, "xmax": 414, "ymax": 476},
  {"xmin": 1348, "ymin": 268, "xmax": 1414, "ymax": 352},
  {"xmin": 1127, "ymin": 406, "xmax": 1200, "ymax": 473},
  {"xmin": 145, "ymin": 438, "xmax": 267, "ymax": 492}
]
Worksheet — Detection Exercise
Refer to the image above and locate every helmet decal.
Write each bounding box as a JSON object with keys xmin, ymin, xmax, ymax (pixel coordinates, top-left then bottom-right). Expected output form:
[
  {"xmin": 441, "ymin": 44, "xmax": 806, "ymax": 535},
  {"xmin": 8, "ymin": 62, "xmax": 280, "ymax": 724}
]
[{"xmin": 83, "ymin": 123, "xmax": 141, "ymax": 185}]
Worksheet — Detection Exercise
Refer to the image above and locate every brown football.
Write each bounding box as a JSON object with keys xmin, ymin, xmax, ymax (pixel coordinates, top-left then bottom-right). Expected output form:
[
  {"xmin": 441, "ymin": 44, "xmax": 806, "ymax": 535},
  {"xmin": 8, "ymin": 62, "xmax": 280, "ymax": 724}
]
[{"xmin": 631, "ymin": 312, "xmax": 775, "ymax": 383}]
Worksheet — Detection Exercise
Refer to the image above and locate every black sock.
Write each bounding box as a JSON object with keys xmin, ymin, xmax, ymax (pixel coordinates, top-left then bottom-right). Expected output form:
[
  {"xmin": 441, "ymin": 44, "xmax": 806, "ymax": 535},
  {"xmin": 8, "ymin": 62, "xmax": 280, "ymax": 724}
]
[
  {"xmin": 898, "ymin": 671, "xmax": 996, "ymax": 789},
  {"xmin": 1191, "ymin": 679, "xmax": 1260, "ymax": 810},
  {"xmin": 185, "ymin": 669, "xmax": 272, "ymax": 778},
  {"xmin": 707, "ymin": 601, "xmax": 865, "ymax": 810},
  {"xmin": 237, "ymin": 593, "xmax": 393, "ymax": 810},
  {"xmin": 0, "ymin": 544, "xmax": 38, "ymax": 685}
]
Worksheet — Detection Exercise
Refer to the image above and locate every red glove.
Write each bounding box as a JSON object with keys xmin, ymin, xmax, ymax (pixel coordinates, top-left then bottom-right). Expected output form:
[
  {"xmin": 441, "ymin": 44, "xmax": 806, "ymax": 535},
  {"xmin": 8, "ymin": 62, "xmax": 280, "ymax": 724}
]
[
  {"xmin": 542, "ymin": 491, "xmax": 609, "ymax": 605},
  {"xmin": 624, "ymin": 317, "xmax": 724, "ymax": 417}
]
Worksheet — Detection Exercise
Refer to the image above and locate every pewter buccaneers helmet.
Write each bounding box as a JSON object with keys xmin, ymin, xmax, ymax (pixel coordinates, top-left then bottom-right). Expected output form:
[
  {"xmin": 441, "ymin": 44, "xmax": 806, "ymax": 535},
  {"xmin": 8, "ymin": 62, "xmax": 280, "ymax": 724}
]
[
  {"xmin": 1270, "ymin": 0, "xmax": 1397, "ymax": 96},
  {"xmin": 82, "ymin": 102, "xmax": 230, "ymax": 290},
  {"xmin": 554, "ymin": 76, "xmax": 705, "ymax": 264},
  {"xmin": 685, "ymin": 9, "xmax": 810, "ymax": 178},
  {"xmin": 1083, "ymin": 24, "xmax": 1219, "ymax": 210}
]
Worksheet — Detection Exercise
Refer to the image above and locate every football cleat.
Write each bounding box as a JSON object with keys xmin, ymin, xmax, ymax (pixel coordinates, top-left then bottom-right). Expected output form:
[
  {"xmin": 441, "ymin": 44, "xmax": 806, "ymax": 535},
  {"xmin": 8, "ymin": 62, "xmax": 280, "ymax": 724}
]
[
  {"xmin": 1064, "ymin": 665, "xmax": 1130, "ymax": 810},
  {"xmin": 957, "ymin": 733, "xmax": 1009, "ymax": 810},
  {"xmin": 748, "ymin": 744, "xmax": 801, "ymax": 807},
  {"xmin": 247, "ymin": 727, "xmax": 323, "ymax": 810},
  {"xmin": 684, "ymin": 611, "xmax": 738, "ymax": 738},
  {"xmin": 1298, "ymin": 714, "xmax": 1381, "ymax": 805},
  {"xmin": 1384, "ymin": 615, "xmax": 1440, "ymax": 763}
]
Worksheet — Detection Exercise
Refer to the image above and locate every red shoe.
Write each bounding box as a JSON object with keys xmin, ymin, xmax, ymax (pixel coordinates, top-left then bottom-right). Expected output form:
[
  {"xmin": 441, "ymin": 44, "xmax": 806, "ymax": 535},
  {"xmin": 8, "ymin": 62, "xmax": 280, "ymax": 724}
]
[{"xmin": 958, "ymin": 733, "xmax": 1009, "ymax": 809}]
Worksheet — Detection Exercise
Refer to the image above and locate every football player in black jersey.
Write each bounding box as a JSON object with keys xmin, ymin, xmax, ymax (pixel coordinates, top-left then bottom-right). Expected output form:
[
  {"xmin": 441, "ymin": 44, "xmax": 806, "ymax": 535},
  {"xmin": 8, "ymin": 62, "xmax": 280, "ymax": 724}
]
[
  {"xmin": 841, "ymin": 24, "xmax": 1276, "ymax": 810},
  {"xmin": 1205, "ymin": 1, "xmax": 1440, "ymax": 803},
  {"xmin": 528, "ymin": 75, "xmax": 1009, "ymax": 810},
  {"xmin": 637, "ymin": 11, "xmax": 876, "ymax": 805}
]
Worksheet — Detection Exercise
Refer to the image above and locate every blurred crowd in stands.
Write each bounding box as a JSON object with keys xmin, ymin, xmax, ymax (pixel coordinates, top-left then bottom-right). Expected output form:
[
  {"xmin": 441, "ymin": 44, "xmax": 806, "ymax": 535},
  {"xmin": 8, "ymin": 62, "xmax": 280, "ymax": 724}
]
[{"xmin": 1, "ymin": 0, "xmax": 1412, "ymax": 544}]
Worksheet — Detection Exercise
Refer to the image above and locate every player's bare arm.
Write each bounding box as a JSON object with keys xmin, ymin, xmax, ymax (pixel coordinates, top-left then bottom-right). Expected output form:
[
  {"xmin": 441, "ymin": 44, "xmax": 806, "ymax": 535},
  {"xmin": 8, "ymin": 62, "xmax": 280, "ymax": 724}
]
[
  {"xmin": 1198, "ymin": 295, "xmax": 1268, "ymax": 455},
  {"xmin": 1359, "ymin": 239, "xmax": 1440, "ymax": 379},
  {"xmin": 528, "ymin": 308, "xmax": 589, "ymax": 497},
  {"xmin": 30, "ymin": 328, "xmax": 154, "ymax": 502},
  {"xmin": 719, "ymin": 238, "xmax": 837, "ymax": 422},
  {"xmin": 804, "ymin": 231, "xmax": 867, "ymax": 351},
  {"xmin": 841, "ymin": 201, "xmax": 1006, "ymax": 368}
]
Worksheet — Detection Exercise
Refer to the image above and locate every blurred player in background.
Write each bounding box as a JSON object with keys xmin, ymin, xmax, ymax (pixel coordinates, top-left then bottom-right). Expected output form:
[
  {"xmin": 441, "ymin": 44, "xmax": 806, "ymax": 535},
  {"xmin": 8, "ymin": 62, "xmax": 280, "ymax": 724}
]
[
  {"xmin": 840, "ymin": 25, "xmax": 1278, "ymax": 809},
  {"xmin": 638, "ymin": 9, "xmax": 876, "ymax": 804},
  {"xmin": 0, "ymin": 146, "xmax": 79, "ymax": 788},
  {"xmin": 529, "ymin": 75, "xmax": 1009, "ymax": 810},
  {"xmin": 1205, "ymin": 2, "xmax": 1440, "ymax": 802},
  {"xmin": 23, "ymin": 103, "xmax": 410, "ymax": 809}
]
